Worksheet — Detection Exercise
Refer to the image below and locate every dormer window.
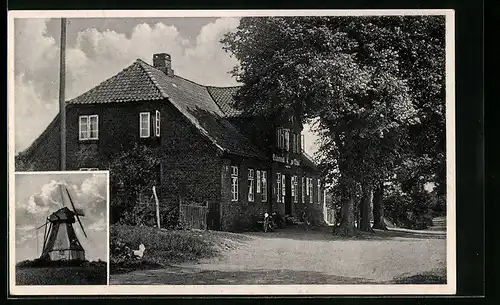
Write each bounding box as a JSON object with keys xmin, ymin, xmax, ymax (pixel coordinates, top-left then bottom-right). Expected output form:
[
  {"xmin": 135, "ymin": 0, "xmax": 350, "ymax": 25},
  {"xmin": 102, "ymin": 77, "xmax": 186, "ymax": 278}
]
[
  {"xmin": 140, "ymin": 112, "xmax": 150, "ymax": 138},
  {"xmin": 277, "ymin": 128, "xmax": 290, "ymax": 151},
  {"xmin": 277, "ymin": 128, "xmax": 284, "ymax": 149},
  {"xmin": 291, "ymin": 133, "xmax": 301, "ymax": 153},
  {"xmin": 284, "ymin": 129, "xmax": 290, "ymax": 151},
  {"xmin": 79, "ymin": 115, "xmax": 98, "ymax": 140}
]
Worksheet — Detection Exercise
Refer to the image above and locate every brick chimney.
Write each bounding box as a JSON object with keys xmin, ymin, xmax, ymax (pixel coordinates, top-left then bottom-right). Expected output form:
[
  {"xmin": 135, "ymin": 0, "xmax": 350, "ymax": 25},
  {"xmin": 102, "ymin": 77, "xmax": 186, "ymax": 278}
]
[{"xmin": 153, "ymin": 53, "xmax": 174, "ymax": 76}]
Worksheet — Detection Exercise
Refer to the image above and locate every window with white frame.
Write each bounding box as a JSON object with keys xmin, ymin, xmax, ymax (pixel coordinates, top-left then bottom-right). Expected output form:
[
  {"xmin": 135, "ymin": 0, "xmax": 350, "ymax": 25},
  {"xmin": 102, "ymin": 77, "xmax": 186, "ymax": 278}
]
[
  {"xmin": 262, "ymin": 171, "xmax": 267, "ymax": 202},
  {"xmin": 248, "ymin": 169, "xmax": 255, "ymax": 202},
  {"xmin": 231, "ymin": 166, "xmax": 239, "ymax": 201},
  {"xmin": 317, "ymin": 179, "xmax": 321, "ymax": 205},
  {"xmin": 276, "ymin": 129, "xmax": 281, "ymax": 149},
  {"xmin": 89, "ymin": 115, "xmax": 98, "ymax": 139},
  {"xmin": 292, "ymin": 176, "xmax": 298, "ymax": 203},
  {"xmin": 277, "ymin": 128, "xmax": 293, "ymax": 151},
  {"xmin": 140, "ymin": 112, "xmax": 150, "ymax": 138},
  {"xmin": 276, "ymin": 173, "xmax": 282, "ymax": 203},
  {"xmin": 308, "ymin": 178, "xmax": 313, "ymax": 204},
  {"xmin": 155, "ymin": 110, "xmax": 161, "ymax": 137},
  {"xmin": 301, "ymin": 177, "xmax": 305, "ymax": 203},
  {"xmin": 306, "ymin": 177, "xmax": 310, "ymax": 196},
  {"xmin": 277, "ymin": 128, "xmax": 284, "ymax": 149},
  {"xmin": 79, "ymin": 115, "xmax": 99, "ymax": 140},
  {"xmin": 284, "ymin": 129, "xmax": 290, "ymax": 152},
  {"xmin": 281, "ymin": 174, "xmax": 286, "ymax": 203},
  {"xmin": 256, "ymin": 170, "xmax": 261, "ymax": 193}
]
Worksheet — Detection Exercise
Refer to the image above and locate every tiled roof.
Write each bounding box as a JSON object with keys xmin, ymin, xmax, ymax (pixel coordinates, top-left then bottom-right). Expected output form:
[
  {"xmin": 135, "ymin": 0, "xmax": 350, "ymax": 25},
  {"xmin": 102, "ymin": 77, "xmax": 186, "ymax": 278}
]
[
  {"xmin": 67, "ymin": 61, "xmax": 165, "ymax": 104},
  {"xmin": 136, "ymin": 60, "xmax": 266, "ymax": 159},
  {"xmin": 64, "ymin": 59, "xmax": 266, "ymax": 159},
  {"xmin": 206, "ymin": 86, "xmax": 243, "ymax": 118}
]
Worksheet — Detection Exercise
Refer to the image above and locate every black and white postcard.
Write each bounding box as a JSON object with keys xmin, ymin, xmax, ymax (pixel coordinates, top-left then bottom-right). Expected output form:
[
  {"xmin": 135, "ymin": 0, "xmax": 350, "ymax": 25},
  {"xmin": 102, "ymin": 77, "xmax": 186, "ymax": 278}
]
[{"xmin": 8, "ymin": 9, "xmax": 456, "ymax": 295}]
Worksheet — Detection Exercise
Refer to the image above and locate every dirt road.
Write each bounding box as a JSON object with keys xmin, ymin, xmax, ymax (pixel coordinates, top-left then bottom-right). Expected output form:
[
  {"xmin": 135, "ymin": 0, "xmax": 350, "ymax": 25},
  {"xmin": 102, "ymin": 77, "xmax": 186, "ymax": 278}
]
[{"xmin": 110, "ymin": 228, "xmax": 446, "ymax": 285}]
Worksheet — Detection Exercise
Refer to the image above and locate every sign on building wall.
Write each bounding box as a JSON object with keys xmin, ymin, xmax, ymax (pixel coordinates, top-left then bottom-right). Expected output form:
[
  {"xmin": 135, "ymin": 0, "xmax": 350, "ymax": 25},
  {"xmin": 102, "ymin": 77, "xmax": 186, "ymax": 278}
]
[{"xmin": 272, "ymin": 153, "xmax": 301, "ymax": 167}]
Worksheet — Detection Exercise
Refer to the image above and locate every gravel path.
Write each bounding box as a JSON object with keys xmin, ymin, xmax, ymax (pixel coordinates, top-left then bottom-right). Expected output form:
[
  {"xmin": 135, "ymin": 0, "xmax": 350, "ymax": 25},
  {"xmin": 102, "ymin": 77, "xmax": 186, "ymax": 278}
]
[{"xmin": 110, "ymin": 228, "xmax": 446, "ymax": 285}]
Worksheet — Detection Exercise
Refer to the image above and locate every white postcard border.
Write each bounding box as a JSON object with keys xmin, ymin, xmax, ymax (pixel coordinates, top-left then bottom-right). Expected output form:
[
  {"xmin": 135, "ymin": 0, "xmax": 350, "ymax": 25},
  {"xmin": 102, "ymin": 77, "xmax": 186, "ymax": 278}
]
[{"xmin": 8, "ymin": 9, "xmax": 456, "ymax": 296}]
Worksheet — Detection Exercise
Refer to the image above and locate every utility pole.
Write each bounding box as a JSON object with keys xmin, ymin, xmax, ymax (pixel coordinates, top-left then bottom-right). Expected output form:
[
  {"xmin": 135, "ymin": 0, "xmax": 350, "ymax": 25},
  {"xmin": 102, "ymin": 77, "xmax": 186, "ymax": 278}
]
[
  {"xmin": 153, "ymin": 186, "xmax": 161, "ymax": 229},
  {"xmin": 59, "ymin": 18, "xmax": 67, "ymax": 171}
]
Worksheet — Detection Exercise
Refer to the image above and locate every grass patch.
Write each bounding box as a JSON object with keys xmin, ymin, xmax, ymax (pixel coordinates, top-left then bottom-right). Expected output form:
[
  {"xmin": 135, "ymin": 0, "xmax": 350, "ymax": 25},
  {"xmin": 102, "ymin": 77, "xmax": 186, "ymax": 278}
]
[
  {"xmin": 16, "ymin": 259, "xmax": 106, "ymax": 268},
  {"xmin": 110, "ymin": 225, "xmax": 227, "ymax": 274},
  {"xmin": 16, "ymin": 263, "xmax": 107, "ymax": 285}
]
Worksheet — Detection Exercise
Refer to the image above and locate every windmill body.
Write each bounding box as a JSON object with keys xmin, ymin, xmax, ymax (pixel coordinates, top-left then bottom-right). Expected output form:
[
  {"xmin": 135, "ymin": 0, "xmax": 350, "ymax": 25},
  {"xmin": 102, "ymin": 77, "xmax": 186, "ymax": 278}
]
[
  {"xmin": 37, "ymin": 186, "xmax": 89, "ymax": 262},
  {"xmin": 41, "ymin": 207, "xmax": 85, "ymax": 261}
]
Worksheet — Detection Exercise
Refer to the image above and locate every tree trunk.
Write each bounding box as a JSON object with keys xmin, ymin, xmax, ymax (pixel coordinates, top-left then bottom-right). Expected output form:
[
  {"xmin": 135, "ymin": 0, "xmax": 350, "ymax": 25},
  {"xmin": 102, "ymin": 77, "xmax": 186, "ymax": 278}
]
[
  {"xmin": 338, "ymin": 195, "xmax": 356, "ymax": 236},
  {"xmin": 372, "ymin": 182, "xmax": 388, "ymax": 230},
  {"xmin": 359, "ymin": 183, "xmax": 373, "ymax": 232},
  {"xmin": 336, "ymin": 177, "xmax": 356, "ymax": 236}
]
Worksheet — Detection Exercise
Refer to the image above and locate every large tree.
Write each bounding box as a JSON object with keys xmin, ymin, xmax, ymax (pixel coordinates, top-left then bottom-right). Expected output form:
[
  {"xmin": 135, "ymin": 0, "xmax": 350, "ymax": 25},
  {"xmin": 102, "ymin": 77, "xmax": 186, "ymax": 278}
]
[{"xmin": 222, "ymin": 15, "xmax": 445, "ymax": 235}]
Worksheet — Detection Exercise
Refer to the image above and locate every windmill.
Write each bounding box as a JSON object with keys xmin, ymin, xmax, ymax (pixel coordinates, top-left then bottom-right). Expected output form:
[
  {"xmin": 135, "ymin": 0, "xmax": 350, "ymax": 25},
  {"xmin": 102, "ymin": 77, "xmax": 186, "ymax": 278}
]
[{"xmin": 36, "ymin": 185, "xmax": 88, "ymax": 261}]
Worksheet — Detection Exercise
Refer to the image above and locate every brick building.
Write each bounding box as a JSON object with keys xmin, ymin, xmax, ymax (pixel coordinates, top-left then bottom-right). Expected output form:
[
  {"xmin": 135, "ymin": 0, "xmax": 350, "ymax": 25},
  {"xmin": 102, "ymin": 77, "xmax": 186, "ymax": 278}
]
[{"xmin": 18, "ymin": 53, "xmax": 325, "ymax": 231}]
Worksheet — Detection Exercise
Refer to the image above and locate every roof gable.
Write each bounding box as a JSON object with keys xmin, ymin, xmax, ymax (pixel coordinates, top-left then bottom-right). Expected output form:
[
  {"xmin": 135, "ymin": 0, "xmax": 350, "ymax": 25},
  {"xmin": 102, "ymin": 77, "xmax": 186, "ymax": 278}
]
[{"xmin": 65, "ymin": 59, "xmax": 266, "ymax": 159}]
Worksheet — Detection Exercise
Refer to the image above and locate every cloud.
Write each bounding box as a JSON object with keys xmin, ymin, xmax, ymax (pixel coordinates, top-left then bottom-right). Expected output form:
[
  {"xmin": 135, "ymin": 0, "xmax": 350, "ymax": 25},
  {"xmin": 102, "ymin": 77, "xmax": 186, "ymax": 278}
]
[
  {"xmin": 19, "ymin": 180, "xmax": 67, "ymax": 215},
  {"xmin": 15, "ymin": 175, "xmax": 108, "ymax": 262},
  {"xmin": 87, "ymin": 218, "xmax": 106, "ymax": 232}
]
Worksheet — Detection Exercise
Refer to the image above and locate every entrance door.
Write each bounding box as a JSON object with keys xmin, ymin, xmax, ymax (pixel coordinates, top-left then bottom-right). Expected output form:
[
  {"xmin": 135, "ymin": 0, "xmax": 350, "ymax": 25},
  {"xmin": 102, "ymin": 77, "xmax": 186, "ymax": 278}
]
[
  {"xmin": 285, "ymin": 175, "xmax": 292, "ymax": 215},
  {"xmin": 207, "ymin": 200, "xmax": 220, "ymax": 230}
]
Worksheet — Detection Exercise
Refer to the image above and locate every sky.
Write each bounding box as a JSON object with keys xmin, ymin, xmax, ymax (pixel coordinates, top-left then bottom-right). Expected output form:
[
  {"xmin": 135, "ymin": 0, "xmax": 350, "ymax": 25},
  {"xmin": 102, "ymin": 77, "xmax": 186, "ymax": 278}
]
[
  {"xmin": 15, "ymin": 172, "xmax": 108, "ymax": 262},
  {"xmin": 13, "ymin": 17, "xmax": 320, "ymax": 155}
]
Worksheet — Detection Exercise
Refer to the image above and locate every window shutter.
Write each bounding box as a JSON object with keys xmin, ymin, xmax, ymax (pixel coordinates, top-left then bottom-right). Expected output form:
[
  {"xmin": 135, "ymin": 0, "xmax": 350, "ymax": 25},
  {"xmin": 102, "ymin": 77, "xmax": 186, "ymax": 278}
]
[
  {"xmin": 276, "ymin": 128, "xmax": 280, "ymax": 149},
  {"xmin": 155, "ymin": 110, "xmax": 161, "ymax": 137}
]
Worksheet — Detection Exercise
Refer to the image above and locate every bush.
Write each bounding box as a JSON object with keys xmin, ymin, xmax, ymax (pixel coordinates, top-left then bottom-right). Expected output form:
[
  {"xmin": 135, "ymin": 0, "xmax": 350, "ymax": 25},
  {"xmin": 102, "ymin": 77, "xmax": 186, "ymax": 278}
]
[
  {"xmin": 297, "ymin": 203, "xmax": 328, "ymax": 230},
  {"xmin": 384, "ymin": 189, "xmax": 434, "ymax": 230},
  {"xmin": 115, "ymin": 201, "xmax": 186, "ymax": 230}
]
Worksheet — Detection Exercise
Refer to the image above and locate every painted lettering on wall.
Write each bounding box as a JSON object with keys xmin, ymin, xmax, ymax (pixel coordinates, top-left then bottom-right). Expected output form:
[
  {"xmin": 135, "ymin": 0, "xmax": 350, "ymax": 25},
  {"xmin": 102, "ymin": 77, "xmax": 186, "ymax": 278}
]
[{"xmin": 272, "ymin": 153, "xmax": 301, "ymax": 166}]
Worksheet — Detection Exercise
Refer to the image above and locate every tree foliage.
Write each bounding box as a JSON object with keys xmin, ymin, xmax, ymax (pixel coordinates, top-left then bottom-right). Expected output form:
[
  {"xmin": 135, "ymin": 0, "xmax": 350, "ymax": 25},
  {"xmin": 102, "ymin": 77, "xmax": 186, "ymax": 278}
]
[
  {"xmin": 222, "ymin": 16, "xmax": 445, "ymax": 235},
  {"xmin": 108, "ymin": 144, "xmax": 161, "ymax": 224}
]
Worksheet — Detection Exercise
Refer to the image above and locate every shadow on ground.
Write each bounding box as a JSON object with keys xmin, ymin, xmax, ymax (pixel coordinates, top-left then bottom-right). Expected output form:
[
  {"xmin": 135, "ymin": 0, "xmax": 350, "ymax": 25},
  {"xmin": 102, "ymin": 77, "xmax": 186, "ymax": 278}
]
[
  {"xmin": 391, "ymin": 268, "xmax": 447, "ymax": 284},
  {"xmin": 241, "ymin": 227, "xmax": 446, "ymax": 242},
  {"xmin": 110, "ymin": 266, "xmax": 376, "ymax": 285}
]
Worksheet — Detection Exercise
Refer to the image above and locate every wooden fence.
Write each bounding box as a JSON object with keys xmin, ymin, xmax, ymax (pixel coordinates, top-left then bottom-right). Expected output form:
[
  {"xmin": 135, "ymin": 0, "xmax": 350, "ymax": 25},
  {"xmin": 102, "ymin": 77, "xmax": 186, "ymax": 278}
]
[{"xmin": 179, "ymin": 200, "xmax": 208, "ymax": 230}]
